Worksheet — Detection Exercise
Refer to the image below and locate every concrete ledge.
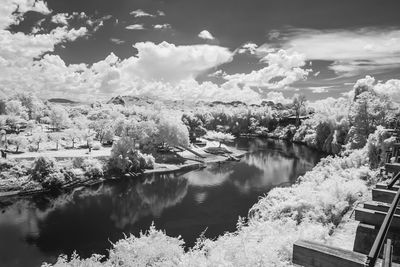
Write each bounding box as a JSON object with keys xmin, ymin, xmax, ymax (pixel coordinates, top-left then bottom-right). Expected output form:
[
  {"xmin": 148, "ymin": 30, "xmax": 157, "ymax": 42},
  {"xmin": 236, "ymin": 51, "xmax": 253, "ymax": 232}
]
[
  {"xmin": 372, "ymin": 188, "xmax": 397, "ymax": 204},
  {"xmin": 293, "ymin": 239, "xmax": 367, "ymax": 267},
  {"xmin": 385, "ymin": 163, "xmax": 400, "ymax": 173},
  {"xmin": 355, "ymin": 207, "xmax": 400, "ymax": 229},
  {"xmin": 376, "ymin": 182, "xmax": 399, "ymax": 191},
  {"xmin": 363, "ymin": 201, "xmax": 400, "ymax": 215},
  {"xmin": 354, "ymin": 223, "xmax": 400, "ymax": 263}
]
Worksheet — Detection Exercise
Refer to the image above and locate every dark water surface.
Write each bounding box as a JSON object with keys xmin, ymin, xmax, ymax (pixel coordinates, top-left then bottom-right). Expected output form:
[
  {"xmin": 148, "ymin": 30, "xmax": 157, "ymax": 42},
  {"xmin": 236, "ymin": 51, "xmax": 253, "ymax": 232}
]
[{"xmin": 0, "ymin": 138, "xmax": 324, "ymax": 267}]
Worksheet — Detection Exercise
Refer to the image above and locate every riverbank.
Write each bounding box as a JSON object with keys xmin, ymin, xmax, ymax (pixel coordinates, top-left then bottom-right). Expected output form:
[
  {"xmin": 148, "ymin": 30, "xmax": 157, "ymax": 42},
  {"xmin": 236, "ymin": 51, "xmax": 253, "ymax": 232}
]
[
  {"xmin": 0, "ymin": 142, "xmax": 247, "ymax": 201},
  {"xmin": 40, "ymin": 137, "xmax": 375, "ymax": 266}
]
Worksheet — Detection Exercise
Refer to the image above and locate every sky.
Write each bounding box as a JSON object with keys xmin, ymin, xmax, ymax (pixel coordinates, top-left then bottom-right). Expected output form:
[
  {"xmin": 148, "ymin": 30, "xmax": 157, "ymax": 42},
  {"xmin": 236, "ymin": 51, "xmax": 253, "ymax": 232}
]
[{"xmin": 1, "ymin": 0, "xmax": 400, "ymax": 103}]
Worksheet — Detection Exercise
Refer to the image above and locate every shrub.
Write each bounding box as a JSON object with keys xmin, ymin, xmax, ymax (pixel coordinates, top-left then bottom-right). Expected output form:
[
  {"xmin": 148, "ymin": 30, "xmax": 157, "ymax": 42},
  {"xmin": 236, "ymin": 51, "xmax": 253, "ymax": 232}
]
[
  {"xmin": 110, "ymin": 137, "xmax": 155, "ymax": 173},
  {"xmin": 72, "ymin": 157, "xmax": 85, "ymax": 168},
  {"xmin": 0, "ymin": 159, "xmax": 16, "ymax": 171},
  {"xmin": 62, "ymin": 167, "xmax": 84, "ymax": 181},
  {"xmin": 81, "ymin": 158, "xmax": 104, "ymax": 179},
  {"xmin": 108, "ymin": 224, "xmax": 185, "ymax": 266},
  {"xmin": 42, "ymin": 171, "xmax": 65, "ymax": 189},
  {"xmin": 30, "ymin": 156, "xmax": 58, "ymax": 183},
  {"xmin": 367, "ymin": 126, "xmax": 395, "ymax": 169}
]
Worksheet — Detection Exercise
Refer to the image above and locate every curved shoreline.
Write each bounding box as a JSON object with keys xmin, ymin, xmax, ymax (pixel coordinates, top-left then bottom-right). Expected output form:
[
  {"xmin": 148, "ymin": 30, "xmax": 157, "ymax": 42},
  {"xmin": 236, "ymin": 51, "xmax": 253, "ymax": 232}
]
[{"xmin": 0, "ymin": 148, "xmax": 248, "ymax": 201}]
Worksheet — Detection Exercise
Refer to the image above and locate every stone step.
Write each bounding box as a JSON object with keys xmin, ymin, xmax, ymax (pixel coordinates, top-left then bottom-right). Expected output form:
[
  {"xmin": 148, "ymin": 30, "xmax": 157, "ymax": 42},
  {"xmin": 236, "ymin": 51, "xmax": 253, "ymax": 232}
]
[
  {"xmin": 354, "ymin": 207, "xmax": 400, "ymax": 229},
  {"xmin": 372, "ymin": 188, "xmax": 398, "ymax": 204},
  {"xmin": 354, "ymin": 222, "xmax": 400, "ymax": 264},
  {"xmin": 293, "ymin": 239, "xmax": 368, "ymax": 267}
]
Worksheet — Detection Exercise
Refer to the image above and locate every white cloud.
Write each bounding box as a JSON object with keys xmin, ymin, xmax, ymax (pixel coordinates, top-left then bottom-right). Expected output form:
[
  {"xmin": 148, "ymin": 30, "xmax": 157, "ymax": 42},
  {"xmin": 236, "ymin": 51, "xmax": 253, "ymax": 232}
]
[
  {"xmin": 0, "ymin": 1, "xmax": 90, "ymax": 98},
  {"xmin": 208, "ymin": 69, "xmax": 226, "ymax": 78},
  {"xmin": 1, "ymin": 40, "xmax": 257, "ymax": 102},
  {"xmin": 354, "ymin": 75, "xmax": 400, "ymax": 102},
  {"xmin": 374, "ymin": 79, "xmax": 400, "ymax": 102},
  {"xmin": 307, "ymin": 86, "xmax": 333, "ymax": 93},
  {"xmin": 125, "ymin": 41, "xmax": 233, "ymax": 82},
  {"xmin": 127, "ymin": 79, "xmax": 260, "ymax": 103},
  {"xmin": 198, "ymin": 30, "xmax": 215, "ymax": 40},
  {"xmin": 0, "ymin": 26, "xmax": 87, "ymax": 66},
  {"xmin": 269, "ymin": 28, "xmax": 400, "ymax": 77},
  {"xmin": 153, "ymin": 24, "xmax": 171, "ymax": 30},
  {"xmin": 51, "ymin": 13, "xmax": 70, "ymax": 25},
  {"xmin": 157, "ymin": 10, "xmax": 165, "ymax": 16},
  {"xmin": 224, "ymin": 49, "xmax": 310, "ymax": 89},
  {"xmin": 261, "ymin": 92, "xmax": 291, "ymax": 104},
  {"xmin": 130, "ymin": 9, "xmax": 154, "ymax": 17},
  {"xmin": 268, "ymin": 30, "xmax": 280, "ymax": 40},
  {"xmin": 126, "ymin": 24, "xmax": 145, "ymax": 30},
  {"xmin": 86, "ymin": 14, "xmax": 111, "ymax": 32},
  {"xmin": 72, "ymin": 12, "xmax": 88, "ymax": 19},
  {"xmin": 110, "ymin": 38, "xmax": 125, "ymax": 44},
  {"xmin": 0, "ymin": 3, "xmax": 307, "ymax": 103},
  {"xmin": 0, "ymin": 0, "xmax": 51, "ymax": 28},
  {"xmin": 238, "ymin": 42, "xmax": 258, "ymax": 54}
]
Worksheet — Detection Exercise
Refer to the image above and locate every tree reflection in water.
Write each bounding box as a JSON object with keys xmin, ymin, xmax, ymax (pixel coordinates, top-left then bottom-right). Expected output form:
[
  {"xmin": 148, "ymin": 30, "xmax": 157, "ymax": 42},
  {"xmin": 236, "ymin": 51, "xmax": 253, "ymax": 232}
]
[{"xmin": 110, "ymin": 174, "xmax": 188, "ymax": 228}]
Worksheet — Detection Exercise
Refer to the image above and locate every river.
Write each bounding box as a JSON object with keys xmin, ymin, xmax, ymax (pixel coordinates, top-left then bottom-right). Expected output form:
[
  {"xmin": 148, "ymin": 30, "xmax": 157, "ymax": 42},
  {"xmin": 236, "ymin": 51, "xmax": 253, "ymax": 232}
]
[{"xmin": 0, "ymin": 138, "xmax": 324, "ymax": 267}]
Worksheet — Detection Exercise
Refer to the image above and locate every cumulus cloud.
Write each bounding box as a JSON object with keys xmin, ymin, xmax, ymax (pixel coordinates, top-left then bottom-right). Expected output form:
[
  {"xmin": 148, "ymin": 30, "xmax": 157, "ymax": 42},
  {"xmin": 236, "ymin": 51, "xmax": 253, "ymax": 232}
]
[
  {"xmin": 238, "ymin": 43, "xmax": 258, "ymax": 54},
  {"xmin": 129, "ymin": 9, "xmax": 165, "ymax": 18},
  {"xmin": 0, "ymin": 2, "xmax": 307, "ymax": 103},
  {"xmin": 353, "ymin": 75, "xmax": 400, "ymax": 102},
  {"xmin": 268, "ymin": 28, "xmax": 400, "ymax": 77},
  {"xmin": 126, "ymin": 24, "xmax": 145, "ymax": 30},
  {"xmin": 223, "ymin": 50, "xmax": 310, "ymax": 89},
  {"xmin": 1, "ymin": 39, "xmax": 257, "ymax": 102},
  {"xmin": 208, "ymin": 69, "xmax": 227, "ymax": 78},
  {"xmin": 198, "ymin": 30, "xmax": 215, "ymax": 40},
  {"xmin": 375, "ymin": 79, "xmax": 400, "ymax": 101},
  {"xmin": 125, "ymin": 41, "xmax": 233, "ymax": 82},
  {"xmin": 51, "ymin": 13, "xmax": 70, "ymax": 25},
  {"xmin": 0, "ymin": 0, "xmax": 90, "ymax": 97},
  {"xmin": 0, "ymin": 26, "xmax": 87, "ymax": 66},
  {"xmin": 261, "ymin": 92, "xmax": 291, "ymax": 104},
  {"xmin": 153, "ymin": 24, "xmax": 171, "ymax": 30},
  {"xmin": 127, "ymin": 79, "xmax": 260, "ymax": 103},
  {"xmin": 130, "ymin": 9, "xmax": 154, "ymax": 17},
  {"xmin": 0, "ymin": 0, "xmax": 51, "ymax": 28}
]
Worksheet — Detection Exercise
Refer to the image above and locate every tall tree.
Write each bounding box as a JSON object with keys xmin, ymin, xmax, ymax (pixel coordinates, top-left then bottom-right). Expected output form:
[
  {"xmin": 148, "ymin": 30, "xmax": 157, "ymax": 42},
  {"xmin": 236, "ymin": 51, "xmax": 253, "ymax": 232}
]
[{"xmin": 291, "ymin": 94, "xmax": 307, "ymax": 127}]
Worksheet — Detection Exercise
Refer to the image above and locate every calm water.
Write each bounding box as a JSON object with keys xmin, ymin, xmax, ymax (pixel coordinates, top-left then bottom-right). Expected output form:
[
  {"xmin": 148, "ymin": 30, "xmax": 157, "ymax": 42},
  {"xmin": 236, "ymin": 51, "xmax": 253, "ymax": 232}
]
[{"xmin": 0, "ymin": 138, "xmax": 324, "ymax": 267}]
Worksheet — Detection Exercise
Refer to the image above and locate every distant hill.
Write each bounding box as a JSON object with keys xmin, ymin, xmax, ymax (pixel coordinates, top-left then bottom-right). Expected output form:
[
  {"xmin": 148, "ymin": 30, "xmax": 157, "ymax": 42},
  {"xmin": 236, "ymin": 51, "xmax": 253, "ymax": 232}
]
[
  {"xmin": 48, "ymin": 98, "xmax": 77, "ymax": 104},
  {"xmin": 105, "ymin": 95, "xmax": 289, "ymax": 110}
]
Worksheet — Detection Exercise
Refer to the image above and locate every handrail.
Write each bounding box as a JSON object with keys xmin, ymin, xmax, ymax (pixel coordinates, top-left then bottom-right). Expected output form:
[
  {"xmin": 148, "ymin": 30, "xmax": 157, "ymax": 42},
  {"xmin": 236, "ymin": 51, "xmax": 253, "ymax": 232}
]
[
  {"xmin": 387, "ymin": 171, "xmax": 400, "ymax": 189},
  {"xmin": 366, "ymin": 187, "xmax": 400, "ymax": 266}
]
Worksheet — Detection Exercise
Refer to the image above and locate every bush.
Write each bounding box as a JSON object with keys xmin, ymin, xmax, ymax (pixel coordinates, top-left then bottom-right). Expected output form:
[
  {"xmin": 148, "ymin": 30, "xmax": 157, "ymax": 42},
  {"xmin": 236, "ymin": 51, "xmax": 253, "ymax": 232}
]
[
  {"xmin": 62, "ymin": 167, "xmax": 84, "ymax": 181},
  {"xmin": 30, "ymin": 156, "xmax": 58, "ymax": 183},
  {"xmin": 110, "ymin": 137, "xmax": 155, "ymax": 173},
  {"xmin": 367, "ymin": 126, "xmax": 395, "ymax": 169},
  {"xmin": 72, "ymin": 157, "xmax": 85, "ymax": 168},
  {"xmin": 42, "ymin": 172, "xmax": 65, "ymax": 189},
  {"xmin": 0, "ymin": 159, "xmax": 16, "ymax": 171},
  {"xmin": 81, "ymin": 158, "xmax": 104, "ymax": 179}
]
